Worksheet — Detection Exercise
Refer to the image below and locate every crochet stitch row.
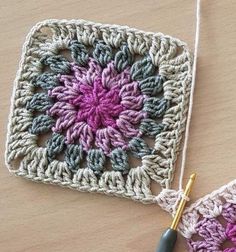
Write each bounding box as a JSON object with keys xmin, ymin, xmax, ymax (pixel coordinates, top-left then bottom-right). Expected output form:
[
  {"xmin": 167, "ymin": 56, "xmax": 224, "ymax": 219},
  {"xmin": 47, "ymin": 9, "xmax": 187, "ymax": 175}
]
[
  {"xmin": 5, "ymin": 19, "xmax": 192, "ymax": 204},
  {"xmin": 179, "ymin": 180, "xmax": 236, "ymax": 251}
]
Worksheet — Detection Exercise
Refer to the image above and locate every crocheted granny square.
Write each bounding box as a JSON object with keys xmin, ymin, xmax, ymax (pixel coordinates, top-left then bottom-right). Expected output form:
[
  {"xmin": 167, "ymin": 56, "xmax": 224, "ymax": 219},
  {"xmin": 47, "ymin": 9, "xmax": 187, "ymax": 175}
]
[
  {"xmin": 6, "ymin": 19, "xmax": 192, "ymax": 203},
  {"xmin": 179, "ymin": 180, "xmax": 236, "ymax": 251}
]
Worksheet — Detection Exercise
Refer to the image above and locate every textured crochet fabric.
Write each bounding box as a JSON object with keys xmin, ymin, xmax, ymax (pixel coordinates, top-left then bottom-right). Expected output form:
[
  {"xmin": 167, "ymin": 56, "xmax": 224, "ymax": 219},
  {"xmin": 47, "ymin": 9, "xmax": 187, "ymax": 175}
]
[
  {"xmin": 5, "ymin": 19, "xmax": 192, "ymax": 204},
  {"xmin": 179, "ymin": 180, "xmax": 236, "ymax": 251}
]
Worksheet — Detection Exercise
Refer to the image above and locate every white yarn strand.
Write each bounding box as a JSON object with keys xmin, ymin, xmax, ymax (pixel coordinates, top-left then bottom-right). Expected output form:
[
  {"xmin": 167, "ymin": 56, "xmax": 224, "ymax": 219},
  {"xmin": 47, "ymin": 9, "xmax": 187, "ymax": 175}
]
[{"xmin": 179, "ymin": 0, "xmax": 201, "ymax": 190}]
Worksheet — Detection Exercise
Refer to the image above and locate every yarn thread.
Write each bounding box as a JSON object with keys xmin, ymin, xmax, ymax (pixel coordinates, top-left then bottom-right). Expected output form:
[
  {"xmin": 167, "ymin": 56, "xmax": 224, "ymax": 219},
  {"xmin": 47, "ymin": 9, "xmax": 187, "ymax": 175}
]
[{"xmin": 179, "ymin": 0, "xmax": 201, "ymax": 190}]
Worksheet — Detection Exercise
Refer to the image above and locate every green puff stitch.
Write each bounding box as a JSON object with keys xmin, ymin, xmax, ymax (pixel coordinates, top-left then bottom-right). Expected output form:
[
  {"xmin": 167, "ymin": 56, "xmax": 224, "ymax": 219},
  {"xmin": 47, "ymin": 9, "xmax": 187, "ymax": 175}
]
[
  {"xmin": 139, "ymin": 76, "xmax": 165, "ymax": 95},
  {"xmin": 30, "ymin": 115, "xmax": 55, "ymax": 134},
  {"xmin": 139, "ymin": 119, "xmax": 165, "ymax": 137},
  {"xmin": 143, "ymin": 97, "xmax": 170, "ymax": 118},
  {"xmin": 69, "ymin": 40, "xmax": 89, "ymax": 66},
  {"xmin": 114, "ymin": 45, "xmax": 134, "ymax": 72},
  {"xmin": 93, "ymin": 41, "xmax": 113, "ymax": 67},
  {"xmin": 33, "ymin": 72, "xmax": 59, "ymax": 91},
  {"xmin": 41, "ymin": 55, "xmax": 71, "ymax": 74},
  {"xmin": 128, "ymin": 137, "xmax": 153, "ymax": 158},
  {"xmin": 110, "ymin": 148, "xmax": 129, "ymax": 174},
  {"xmin": 26, "ymin": 93, "xmax": 52, "ymax": 112},
  {"xmin": 87, "ymin": 149, "xmax": 106, "ymax": 175},
  {"xmin": 65, "ymin": 144, "xmax": 83, "ymax": 171},
  {"xmin": 130, "ymin": 56, "xmax": 156, "ymax": 81},
  {"xmin": 46, "ymin": 133, "xmax": 65, "ymax": 160}
]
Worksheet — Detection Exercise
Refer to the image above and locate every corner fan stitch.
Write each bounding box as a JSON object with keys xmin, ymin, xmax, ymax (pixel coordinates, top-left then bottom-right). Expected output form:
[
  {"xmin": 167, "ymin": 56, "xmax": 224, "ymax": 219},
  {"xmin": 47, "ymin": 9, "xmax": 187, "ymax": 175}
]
[{"xmin": 5, "ymin": 19, "xmax": 192, "ymax": 204}]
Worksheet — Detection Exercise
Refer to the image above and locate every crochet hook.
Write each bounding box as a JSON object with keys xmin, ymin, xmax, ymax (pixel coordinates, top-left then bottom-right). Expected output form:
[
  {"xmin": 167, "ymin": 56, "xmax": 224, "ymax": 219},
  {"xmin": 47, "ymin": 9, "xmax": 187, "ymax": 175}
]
[{"xmin": 156, "ymin": 173, "xmax": 196, "ymax": 252}]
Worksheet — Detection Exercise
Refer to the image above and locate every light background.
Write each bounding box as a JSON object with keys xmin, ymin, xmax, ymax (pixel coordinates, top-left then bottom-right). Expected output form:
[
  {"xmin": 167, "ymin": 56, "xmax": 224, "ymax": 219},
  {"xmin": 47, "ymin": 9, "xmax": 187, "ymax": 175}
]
[{"xmin": 0, "ymin": 1, "xmax": 236, "ymax": 251}]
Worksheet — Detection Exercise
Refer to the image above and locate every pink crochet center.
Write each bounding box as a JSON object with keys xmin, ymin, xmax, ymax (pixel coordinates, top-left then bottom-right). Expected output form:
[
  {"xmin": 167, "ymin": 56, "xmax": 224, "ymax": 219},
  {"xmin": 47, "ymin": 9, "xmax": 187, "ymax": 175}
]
[
  {"xmin": 73, "ymin": 76, "xmax": 124, "ymax": 132},
  {"xmin": 48, "ymin": 58, "xmax": 147, "ymax": 154}
]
